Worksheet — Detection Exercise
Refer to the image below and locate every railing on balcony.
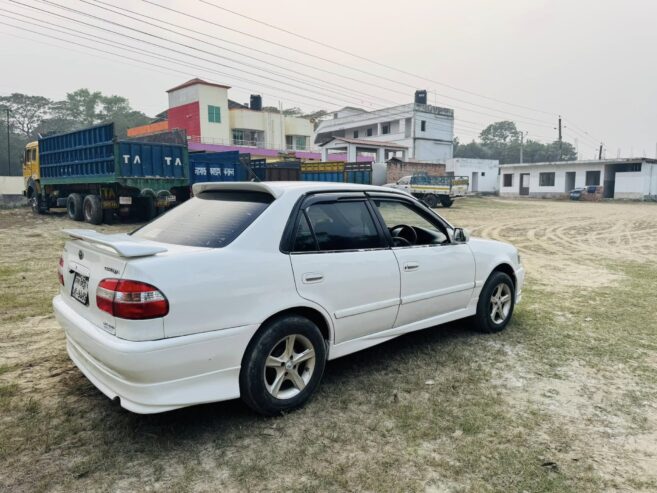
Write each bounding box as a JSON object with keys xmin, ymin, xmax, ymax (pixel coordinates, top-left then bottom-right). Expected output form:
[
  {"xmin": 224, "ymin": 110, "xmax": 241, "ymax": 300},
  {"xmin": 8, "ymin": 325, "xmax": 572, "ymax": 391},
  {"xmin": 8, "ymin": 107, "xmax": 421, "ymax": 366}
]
[{"xmin": 187, "ymin": 135, "xmax": 320, "ymax": 153}]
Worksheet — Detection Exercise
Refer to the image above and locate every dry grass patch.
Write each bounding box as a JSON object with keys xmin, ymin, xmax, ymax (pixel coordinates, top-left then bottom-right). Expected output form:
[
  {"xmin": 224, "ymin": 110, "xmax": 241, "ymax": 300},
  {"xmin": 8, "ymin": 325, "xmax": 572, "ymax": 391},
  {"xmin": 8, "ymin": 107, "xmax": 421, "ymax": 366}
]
[{"xmin": 1, "ymin": 200, "xmax": 657, "ymax": 492}]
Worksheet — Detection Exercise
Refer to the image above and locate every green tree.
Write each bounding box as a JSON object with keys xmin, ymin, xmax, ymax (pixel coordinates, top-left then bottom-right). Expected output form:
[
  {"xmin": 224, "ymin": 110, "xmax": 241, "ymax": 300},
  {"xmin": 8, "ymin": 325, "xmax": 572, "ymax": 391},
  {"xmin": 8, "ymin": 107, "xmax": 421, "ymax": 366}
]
[
  {"xmin": 479, "ymin": 121, "xmax": 520, "ymax": 146},
  {"xmin": 0, "ymin": 93, "xmax": 52, "ymax": 139}
]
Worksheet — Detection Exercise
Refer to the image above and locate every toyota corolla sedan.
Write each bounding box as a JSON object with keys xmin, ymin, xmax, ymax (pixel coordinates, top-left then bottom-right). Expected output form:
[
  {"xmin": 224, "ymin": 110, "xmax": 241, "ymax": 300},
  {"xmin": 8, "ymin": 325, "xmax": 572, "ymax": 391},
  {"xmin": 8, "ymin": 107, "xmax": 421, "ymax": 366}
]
[{"xmin": 53, "ymin": 182, "xmax": 524, "ymax": 416}]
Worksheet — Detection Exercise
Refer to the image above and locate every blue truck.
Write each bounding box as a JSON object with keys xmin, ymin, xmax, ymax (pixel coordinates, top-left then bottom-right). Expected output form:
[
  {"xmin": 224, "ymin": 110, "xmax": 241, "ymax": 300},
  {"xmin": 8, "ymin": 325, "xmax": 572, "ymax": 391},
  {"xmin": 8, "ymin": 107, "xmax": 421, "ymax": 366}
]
[{"xmin": 24, "ymin": 123, "xmax": 189, "ymax": 224}]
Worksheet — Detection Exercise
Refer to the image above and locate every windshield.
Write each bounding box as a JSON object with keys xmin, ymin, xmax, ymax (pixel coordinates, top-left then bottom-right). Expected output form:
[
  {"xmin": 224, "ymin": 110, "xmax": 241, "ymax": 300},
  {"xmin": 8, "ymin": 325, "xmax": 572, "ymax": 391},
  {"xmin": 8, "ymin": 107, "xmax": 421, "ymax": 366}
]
[{"xmin": 132, "ymin": 190, "xmax": 273, "ymax": 248}]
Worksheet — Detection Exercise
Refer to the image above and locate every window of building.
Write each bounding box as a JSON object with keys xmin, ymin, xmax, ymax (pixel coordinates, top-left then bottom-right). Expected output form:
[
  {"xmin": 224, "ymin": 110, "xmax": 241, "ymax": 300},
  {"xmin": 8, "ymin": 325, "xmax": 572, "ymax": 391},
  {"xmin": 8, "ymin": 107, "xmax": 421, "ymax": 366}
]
[
  {"xmin": 353, "ymin": 130, "xmax": 359, "ymax": 139},
  {"xmin": 208, "ymin": 105, "xmax": 221, "ymax": 123},
  {"xmin": 367, "ymin": 128, "xmax": 373, "ymax": 137},
  {"xmin": 539, "ymin": 172, "xmax": 555, "ymax": 187},
  {"xmin": 233, "ymin": 129, "xmax": 264, "ymax": 147},
  {"xmin": 382, "ymin": 124, "xmax": 390, "ymax": 135},
  {"xmin": 420, "ymin": 120, "xmax": 426, "ymax": 132},
  {"xmin": 285, "ymin": 135, "xmax": 308, "ymax": 150},
  {"xmin": 585, "ymin": 170, "xmax": 601, "ymax": 186},
  {"xmin": 481, "ymin": 172, "xmax": 485, "ymax": 176},
  {"xmin": 503, "ymin": 174, "xmax": 513, "ymax": 187},
  {"xmin": 293, "ymin": 201, "xmax": 383, "ymax": 252}
]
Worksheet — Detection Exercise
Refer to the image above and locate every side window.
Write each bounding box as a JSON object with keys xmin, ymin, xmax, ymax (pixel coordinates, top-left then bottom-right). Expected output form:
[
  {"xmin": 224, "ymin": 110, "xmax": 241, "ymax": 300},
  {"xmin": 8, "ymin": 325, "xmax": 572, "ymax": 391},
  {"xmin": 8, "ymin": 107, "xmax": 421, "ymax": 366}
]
[
  {"xmin": 31, "ymin": 149, "xmax": 37, "ymax": 161},
  {"xmin": 293, "ymin": 201, "xmax": 383, "ymax": 252},
  {"xmin": 293, "ymin": 213, "xmax": 316, "ymax": 252},
  {"xmin": 373, "ymin": 199, "xmax": 449, "ymax": 246}
]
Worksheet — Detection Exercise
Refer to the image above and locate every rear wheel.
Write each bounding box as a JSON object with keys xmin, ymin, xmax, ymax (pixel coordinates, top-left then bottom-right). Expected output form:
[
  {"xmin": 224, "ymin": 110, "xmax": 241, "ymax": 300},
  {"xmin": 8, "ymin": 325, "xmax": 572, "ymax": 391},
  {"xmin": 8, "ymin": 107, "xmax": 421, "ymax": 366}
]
[
  {"xmin": 66, "ymin": 193, "xmax": 84, "ymax": 221},
  {"xmin": 240, "ymin": 315, "xmax": 327, "ymax": 416},
  {"xmin": 83, "ymin": 194, "xmax": 103, "ymax": 225},
  {"xmin": 473, "ymin": 271, "xmax": 515, "ymax": 333},
  {"xmin": 423, "ymin": 194, "xmax": 438, "ymax": 208},
  {"xmin": 440, "ymin": 196, "xmax": 454, "ymax": 208}
]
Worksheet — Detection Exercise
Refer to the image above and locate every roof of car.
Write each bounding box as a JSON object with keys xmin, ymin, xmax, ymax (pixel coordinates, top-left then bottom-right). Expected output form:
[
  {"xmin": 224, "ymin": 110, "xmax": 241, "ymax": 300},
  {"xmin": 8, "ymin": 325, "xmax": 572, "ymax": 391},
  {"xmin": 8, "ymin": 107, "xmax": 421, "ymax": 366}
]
[{"xmin": 192, "ymin": 181, "xmax": 408, "ymax": 199}]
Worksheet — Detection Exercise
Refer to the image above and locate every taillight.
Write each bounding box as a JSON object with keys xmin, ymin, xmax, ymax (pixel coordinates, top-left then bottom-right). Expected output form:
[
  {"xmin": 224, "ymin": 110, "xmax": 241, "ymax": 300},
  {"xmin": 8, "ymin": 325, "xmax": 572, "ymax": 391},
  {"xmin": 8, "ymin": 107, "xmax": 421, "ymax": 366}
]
[
  {"xmin": 96, "ymin": 278, "xmax": 169, "ymax": 320},
  {"xmin": 58, "ymin": 257, "xmax": 64, "ymax": 286}
]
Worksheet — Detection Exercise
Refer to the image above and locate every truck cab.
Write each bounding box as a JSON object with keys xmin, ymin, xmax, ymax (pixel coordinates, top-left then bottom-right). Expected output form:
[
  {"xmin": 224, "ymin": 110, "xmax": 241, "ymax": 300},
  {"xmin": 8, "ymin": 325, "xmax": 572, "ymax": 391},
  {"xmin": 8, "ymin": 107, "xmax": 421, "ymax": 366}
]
[{"xmin": 23, "ymin": 141, "xmax": 40, "ymax": 200}]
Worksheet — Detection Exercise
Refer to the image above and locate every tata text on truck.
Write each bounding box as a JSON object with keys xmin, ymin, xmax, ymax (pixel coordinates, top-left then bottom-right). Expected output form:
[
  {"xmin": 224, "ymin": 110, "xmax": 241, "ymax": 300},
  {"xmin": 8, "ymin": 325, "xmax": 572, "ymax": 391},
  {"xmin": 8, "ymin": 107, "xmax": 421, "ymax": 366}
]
[
  {"xmin": 386, "ymin": 173, "xmax": 469, "ymax": 208},
  {"xmin": 23, "ymin": 123, "xmax": 189, "ymax": 224}
]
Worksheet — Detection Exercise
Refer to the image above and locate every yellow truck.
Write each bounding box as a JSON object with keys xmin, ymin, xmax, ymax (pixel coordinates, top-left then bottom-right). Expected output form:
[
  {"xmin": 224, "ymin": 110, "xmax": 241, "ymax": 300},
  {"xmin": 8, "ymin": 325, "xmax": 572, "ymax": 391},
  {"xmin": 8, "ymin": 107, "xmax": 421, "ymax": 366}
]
[{"xmin": 22, "ymin": 141, "xmax": 43, "ymax": 213}]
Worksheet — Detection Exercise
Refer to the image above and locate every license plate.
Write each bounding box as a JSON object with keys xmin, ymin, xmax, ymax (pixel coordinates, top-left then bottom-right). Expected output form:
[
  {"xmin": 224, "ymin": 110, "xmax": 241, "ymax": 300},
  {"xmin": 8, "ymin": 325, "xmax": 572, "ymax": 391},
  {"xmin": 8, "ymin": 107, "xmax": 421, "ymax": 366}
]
[{"xmin": 71, "ymin": 272, "xmax": 89, "ymax": 306}]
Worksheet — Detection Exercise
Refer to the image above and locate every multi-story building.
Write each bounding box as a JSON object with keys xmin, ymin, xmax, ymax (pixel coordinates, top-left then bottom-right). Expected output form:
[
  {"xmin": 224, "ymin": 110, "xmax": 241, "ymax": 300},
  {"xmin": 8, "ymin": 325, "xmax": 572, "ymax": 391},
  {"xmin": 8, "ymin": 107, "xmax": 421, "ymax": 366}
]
[
  {"xmin": 128, "ymin": 78, "xmax": 316, "ymax": 159},
  {"xmin": 315, "ymin": 92, "xmax": 455, "ymax": 163}
]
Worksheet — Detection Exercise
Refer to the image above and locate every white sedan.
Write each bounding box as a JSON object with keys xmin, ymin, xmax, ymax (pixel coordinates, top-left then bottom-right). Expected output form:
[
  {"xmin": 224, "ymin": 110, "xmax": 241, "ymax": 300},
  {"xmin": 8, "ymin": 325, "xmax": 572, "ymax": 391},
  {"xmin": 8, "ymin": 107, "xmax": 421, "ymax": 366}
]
[{"xmin": 53, "ymin": 182, "xmax": 524, "ymax": 415}]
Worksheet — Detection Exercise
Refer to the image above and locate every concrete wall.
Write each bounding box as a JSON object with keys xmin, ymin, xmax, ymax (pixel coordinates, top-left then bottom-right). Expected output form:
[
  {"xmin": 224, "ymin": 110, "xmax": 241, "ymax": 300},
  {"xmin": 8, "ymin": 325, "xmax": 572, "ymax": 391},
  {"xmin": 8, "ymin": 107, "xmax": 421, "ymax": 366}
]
[
  {"xmin": 614, "ymin": 172, "xmax": 644, "ymax": 199},
  {"xmin": 386, "ymin": 162, "xmax": 446, "ymax": 184},
  {"xmin": 0, "ymin": 176, "xmax": 23, "ymax": 194},
  {"xmin": 229, "ymin": 110, "xmax": 313, "ymax": 150},
  {"xmin": 446, "ymin": 158, "xmax": 499, "ymax": 192},
  {"xmin": 499, "ymin": 163, "xmax": 607, "ymax": 197},
  {"xmin": 197, "ymin": 84, "xmax": 230, "ymax": 144}
]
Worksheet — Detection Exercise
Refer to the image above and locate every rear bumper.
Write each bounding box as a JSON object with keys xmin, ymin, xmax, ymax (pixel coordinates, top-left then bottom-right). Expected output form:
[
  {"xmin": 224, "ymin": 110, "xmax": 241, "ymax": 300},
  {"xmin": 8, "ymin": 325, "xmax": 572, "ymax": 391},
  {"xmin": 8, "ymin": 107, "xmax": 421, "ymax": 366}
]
[{"xmin": 53, "ymin": 295, "xmax": 258, "ymax": 414}]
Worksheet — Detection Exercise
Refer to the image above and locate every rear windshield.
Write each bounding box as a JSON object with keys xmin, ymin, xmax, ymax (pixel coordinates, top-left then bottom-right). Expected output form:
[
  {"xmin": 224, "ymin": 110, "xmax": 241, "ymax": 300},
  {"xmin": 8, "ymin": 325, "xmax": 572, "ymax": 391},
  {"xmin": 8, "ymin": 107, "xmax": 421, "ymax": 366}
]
[{"xmin": 132, "ymin": 191, "xmax": 273, "ymax": 248}]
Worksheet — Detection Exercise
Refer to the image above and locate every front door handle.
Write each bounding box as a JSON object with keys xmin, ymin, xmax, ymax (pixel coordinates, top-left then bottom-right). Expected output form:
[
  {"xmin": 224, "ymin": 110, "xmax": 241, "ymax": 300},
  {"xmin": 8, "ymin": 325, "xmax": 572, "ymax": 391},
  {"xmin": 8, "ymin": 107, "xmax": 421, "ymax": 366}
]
[
  {"xmin": 302, "ymin": 273, "xmax": 324, "ymax": 284},
  {"xmin": 403, "ymin": 262, "xmax": 420, "ymax": 272}
]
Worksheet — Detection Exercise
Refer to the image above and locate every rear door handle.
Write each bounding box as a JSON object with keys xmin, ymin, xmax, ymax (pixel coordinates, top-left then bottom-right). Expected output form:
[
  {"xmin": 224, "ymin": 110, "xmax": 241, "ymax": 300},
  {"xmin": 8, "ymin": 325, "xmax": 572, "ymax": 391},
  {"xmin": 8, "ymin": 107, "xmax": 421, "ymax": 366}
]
[
  {"xmin": 403, "ymin": 262, "xmax": 420, "ymax": 272},
  {"xmin": 302, "ymin": 273, "xmax": 324, "ymax": 284}
]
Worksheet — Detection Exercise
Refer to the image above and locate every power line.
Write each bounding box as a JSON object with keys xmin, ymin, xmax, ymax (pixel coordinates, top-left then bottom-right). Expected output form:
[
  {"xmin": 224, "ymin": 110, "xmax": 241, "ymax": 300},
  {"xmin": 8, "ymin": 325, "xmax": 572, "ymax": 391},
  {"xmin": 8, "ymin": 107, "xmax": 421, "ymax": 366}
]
[
  {"xmin": 136, "ymin": 0, "xmax": 557, "ymax": 127},
  {"xmin": 17, "ymin": 0, "xmax": 557, "ymax": 132},
  {"xmin": 197, "ymin": 0, "xmax": 558, "ymax": 118}
]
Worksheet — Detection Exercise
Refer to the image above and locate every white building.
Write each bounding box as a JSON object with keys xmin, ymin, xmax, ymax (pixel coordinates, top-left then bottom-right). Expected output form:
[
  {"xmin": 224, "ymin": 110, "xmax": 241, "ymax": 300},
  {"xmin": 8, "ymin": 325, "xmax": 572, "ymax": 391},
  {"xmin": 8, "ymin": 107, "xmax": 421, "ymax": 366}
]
[
  {"xmin": 446, "ymin": 158, "xmax": 499, "ymax": 193},
  {"xmin": 315, "ymin": 96, "xmax": 454, "ymax": 162},
  {"xmin": 499, "ymin": 158, "xmax": 657, "ymax": 200}
]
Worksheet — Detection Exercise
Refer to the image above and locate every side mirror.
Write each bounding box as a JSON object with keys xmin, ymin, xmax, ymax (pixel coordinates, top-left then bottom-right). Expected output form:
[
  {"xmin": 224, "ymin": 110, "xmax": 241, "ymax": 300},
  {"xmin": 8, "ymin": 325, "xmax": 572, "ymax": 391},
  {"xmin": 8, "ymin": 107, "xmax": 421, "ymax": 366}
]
[{"xmin": 453, "ymin": 227, "xmax": 470, "ymax": 243}]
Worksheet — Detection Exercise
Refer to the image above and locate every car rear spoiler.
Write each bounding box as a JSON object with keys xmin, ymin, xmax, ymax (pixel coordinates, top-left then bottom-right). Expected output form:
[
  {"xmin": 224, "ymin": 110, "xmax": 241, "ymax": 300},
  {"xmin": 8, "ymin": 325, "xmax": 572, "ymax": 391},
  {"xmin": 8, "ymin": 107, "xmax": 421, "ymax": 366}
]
[{"xmin": 63, "ymin": 229, "xmax": 168, "ymax": 258}]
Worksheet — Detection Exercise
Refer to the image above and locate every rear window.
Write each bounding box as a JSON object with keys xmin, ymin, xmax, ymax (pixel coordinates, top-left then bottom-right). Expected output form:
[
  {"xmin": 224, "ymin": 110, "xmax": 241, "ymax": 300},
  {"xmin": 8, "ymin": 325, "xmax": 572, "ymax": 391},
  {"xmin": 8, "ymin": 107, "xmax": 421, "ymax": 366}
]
[{"xmin": 132, "ymin": 191, "xmax": 273, "ymax": 248}]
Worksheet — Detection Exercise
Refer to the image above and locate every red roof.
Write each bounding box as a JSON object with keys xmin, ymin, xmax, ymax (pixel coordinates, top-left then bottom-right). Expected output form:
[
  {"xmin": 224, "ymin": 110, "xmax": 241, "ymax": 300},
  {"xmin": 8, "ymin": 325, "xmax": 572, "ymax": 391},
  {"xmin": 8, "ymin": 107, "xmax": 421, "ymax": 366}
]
[{"xmin": 166, "ymin": 78, "xmax": 231, "ymax": 93}]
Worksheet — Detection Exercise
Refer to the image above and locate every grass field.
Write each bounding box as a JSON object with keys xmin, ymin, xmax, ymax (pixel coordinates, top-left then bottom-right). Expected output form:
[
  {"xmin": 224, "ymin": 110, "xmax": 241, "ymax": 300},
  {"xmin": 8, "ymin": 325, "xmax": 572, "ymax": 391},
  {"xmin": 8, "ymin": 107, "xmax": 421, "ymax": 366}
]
[{"xmin": 1, "ymin": 197, "xmax": 656, "ymax": 492}]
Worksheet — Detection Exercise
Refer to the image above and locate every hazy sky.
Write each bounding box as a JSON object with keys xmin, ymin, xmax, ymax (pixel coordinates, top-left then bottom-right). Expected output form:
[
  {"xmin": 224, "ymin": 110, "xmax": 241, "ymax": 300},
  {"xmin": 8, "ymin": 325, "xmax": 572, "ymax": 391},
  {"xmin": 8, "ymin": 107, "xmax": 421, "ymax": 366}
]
[{"xmin": 1, "ymin": 0, "xmax": 655, "ymax": 158}]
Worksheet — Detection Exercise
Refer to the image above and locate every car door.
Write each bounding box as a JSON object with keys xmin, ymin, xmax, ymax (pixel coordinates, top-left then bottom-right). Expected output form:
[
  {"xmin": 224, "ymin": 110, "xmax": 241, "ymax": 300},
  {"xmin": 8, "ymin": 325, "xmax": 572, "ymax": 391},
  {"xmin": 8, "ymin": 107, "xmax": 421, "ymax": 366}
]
[
  {"xmin": 288, "ymin": 193, "xmax": 401, "ymax": 344},
  {"xmin": 369, "ymin": 195, "xmax": 476, "ymax": 328}
]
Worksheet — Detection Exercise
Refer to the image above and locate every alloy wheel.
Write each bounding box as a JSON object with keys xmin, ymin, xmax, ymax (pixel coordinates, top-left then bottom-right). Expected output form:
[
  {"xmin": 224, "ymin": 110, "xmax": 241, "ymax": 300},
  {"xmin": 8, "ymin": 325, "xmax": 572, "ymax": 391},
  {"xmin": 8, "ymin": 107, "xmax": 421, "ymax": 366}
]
[
  {"xmin": 263, "ymin": 334, "xmax": 316, "ymax": 400},
  {"xmin": 489, "ymin": 283, "xmax": 512, "ymax": 324}
]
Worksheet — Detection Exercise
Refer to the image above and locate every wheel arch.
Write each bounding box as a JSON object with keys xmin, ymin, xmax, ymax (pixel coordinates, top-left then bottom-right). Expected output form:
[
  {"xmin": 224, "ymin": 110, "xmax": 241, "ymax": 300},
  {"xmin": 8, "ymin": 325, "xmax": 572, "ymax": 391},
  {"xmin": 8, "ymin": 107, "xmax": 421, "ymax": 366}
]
[
  {"xmin": 258, "ymin": 306, "xmax": 332, "ymax": 343},
  {"xmin": 491, "ymin": 262, "xmax": 516, "ymax": 289}
]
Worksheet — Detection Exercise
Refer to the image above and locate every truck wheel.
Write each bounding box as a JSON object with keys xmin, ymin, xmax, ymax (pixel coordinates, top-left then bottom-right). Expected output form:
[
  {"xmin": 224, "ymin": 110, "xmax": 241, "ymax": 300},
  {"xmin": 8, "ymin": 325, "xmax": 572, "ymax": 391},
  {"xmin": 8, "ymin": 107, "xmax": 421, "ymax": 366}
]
[
  {"xmin": 424, "ymin": 194, "xmax": 438, "ymax": 208},
  {"xmin": 440, "ymin": 196, "xmax": 454, "ymax": 208},
  {"xmin": 83, "ymin": 195, "xmax": 103, "ymax": 225},
  {"xmin": 67, "ymin": 193, "xmax": 84, "ymax": 221}
]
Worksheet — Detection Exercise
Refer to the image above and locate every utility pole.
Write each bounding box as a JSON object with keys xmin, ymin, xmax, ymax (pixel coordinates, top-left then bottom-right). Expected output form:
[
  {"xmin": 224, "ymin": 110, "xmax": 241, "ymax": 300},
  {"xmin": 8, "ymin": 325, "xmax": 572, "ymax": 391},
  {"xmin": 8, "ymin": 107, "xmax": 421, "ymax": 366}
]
[
  {"xmin": 558, "ymin": 115, "xmax": 562, "ymax": 161},
  {"xmin": 598, "ymin": 143, "xmax": 603, "ymax": 160},
  {"xmin": 574, "ymin": 138, "xmax": 579, "ymax": 160},
  {"xmin": 5, "ymin": 108, "xmax": 10, "ymax": 176},
  {"xmin": 519, "ymin": 131, "xmax": 527, "ymax": 163}
]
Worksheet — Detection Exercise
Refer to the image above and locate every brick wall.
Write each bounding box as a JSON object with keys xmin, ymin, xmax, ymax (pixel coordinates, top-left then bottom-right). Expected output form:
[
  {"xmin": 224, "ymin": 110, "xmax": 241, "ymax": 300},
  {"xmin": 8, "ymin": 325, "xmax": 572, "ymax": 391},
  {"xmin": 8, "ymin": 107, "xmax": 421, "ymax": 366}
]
[{"xmin": 386, "ymin": 162, "xmax": 446, "ymax": 183}]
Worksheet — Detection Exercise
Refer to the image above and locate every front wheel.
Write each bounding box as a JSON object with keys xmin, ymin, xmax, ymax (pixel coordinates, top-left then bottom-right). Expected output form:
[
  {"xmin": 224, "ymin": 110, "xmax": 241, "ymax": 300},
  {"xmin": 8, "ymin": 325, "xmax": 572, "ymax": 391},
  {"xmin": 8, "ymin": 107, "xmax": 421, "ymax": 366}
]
[
  {"xmin": 423, "ymin": 194, "xmax": 438, "ymax": 208},
  {"xmin": 240, "ymin": 315, "xmax": 327, "ymax": 416},
  {"xmin": 440, "ymin": 196, "xmax": 454, "ymax": 208},
  {"xmin": 473, "ymin": 271, "xmax": 515, "ymax": 333}
]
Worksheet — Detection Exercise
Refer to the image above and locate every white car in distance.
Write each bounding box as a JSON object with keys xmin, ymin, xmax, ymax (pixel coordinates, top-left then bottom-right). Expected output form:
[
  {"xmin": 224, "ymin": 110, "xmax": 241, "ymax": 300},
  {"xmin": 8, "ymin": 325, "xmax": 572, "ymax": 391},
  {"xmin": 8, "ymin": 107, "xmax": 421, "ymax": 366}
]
[{"xmin": 53, "ymin": 182, "xmax": 524, "ymax": 416}]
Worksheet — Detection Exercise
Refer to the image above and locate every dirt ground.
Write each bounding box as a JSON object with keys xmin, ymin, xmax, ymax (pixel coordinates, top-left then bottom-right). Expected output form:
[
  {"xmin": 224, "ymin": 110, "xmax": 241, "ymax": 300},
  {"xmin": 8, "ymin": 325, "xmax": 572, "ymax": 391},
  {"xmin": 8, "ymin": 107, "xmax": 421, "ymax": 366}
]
[{"xmin": 1, "ymin": 197, "xmax": 656, "ymax": 492}]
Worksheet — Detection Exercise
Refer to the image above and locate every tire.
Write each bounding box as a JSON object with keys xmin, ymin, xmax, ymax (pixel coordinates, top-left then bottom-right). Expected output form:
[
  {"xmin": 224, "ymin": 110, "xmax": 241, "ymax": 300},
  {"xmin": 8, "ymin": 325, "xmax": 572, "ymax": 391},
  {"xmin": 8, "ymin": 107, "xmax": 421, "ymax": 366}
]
[
  {"xmin": 424, "ymin": 194, "xmax": 438, "ymax": 208},
  {"xmin": 30, "ymin": 192, "xmax": 47, "ymax": 215},
  {"xmin": 66, "ymin": 193, "xmax": 84, "ymax": 221},
  {"xmin": 83, "ymin": 194, "xmax": 103, "ymax": 225},
  {"xmin": 240, "ymin": 315, "xmax": 327, "ymax": 416},
  {"xmin": 473, "ymin": 271, "xmax": 515, "ymax": 333},
  {"xmin": 440, "ymin": 196, "xmax": 454, "ymax": 208}
]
